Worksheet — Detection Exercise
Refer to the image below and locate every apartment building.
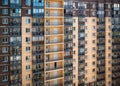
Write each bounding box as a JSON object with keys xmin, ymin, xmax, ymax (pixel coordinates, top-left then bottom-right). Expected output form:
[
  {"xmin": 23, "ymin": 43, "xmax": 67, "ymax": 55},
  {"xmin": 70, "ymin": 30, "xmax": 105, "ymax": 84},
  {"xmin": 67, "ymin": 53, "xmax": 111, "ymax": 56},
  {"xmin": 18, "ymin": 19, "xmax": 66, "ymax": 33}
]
[{"xmin": 0, "ymin": 0, "xmax": 120, "ymax": 86}]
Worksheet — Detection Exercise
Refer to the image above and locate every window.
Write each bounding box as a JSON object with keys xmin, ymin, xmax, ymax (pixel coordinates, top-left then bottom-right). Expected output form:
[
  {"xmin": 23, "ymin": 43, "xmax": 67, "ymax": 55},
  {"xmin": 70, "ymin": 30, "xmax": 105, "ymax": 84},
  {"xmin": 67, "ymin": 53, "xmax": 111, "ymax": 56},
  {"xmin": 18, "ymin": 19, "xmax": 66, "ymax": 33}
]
[
  {"xmin": 26, "ymin": 9, "xmax": 31, "ymax": 14},
  {"xmin": 92, "ymin": 19, "xmax": 95, "ymax": 22},
  {"xmin": 26, "ymin": 28, "xmax": 30, "ymax": 33},
  {"xmin": 2, "ymin": 0, "xmax": 8, "ymax": 5},
  {"xmin": 2, "ymin": 56, "xmax": 8, "ymax": 62},
  {"xmin": 2, "ymin": 9, "xmax": 8, "ymax": 14},
  {"xmin": 26, "ymin": 65, "xmax": 30, "ymax": 70},
  {"xmin": 26, "ymin": 37, "xmax": 30, "ymax": 43},
  {"xmin": 2, "ymin": 76, "xmax": 8, "ymax": 82},
  {"xmin": 2, "ymin": 18, "xmax": 8, "ymax": 24},
  {"xmin": 92, "ymin": 62, "xmax": 95, "ymax": 65},
  {"xmin": 2, "ymin": 47, "xmax": 8, "ymax": 53},
  {"xmin": 2, "ymin": 28, "xmax": 8, "ymax": 34},
  {"xmin": 26, "ymin": 47, "xmax": 30, "ymax": 52},
  {"xmin": 10, "ymin": 0, "xmax": 20, "ymax": 4},
  {"xmin": 26, "ymin": 18, "xmax": 30, "ymax": 24},
  {"xmin": 108, "ymin": 4, "xmax": 111, "ymax": 8},
  {"xmin": 91, "ymin": 11, "xmax": 95, "ymax": 16},
  {"xmin": 26, "ymin": 83, "xmax": 30, "ymax": 86},
  {"xmin": 26, "ymin": 74, "xmax": 30, "ymax": 80},
  {"xmin": 2, "ymin": 66, "xmax": 8, "ymax": 72},
  {"xmin": 26, "ymin": 0, "xmax": 31, "ymax": 6},
  {"xmin": 2, "ymin": 38, "xmax": 8, "ymax": 43},
  {"xmin": 92, "ymin": 69, "xmax": 95, "ymax": 72},
  {"xmin": 92, "ymin": 4, "xmax": 96, "ymax": 8},
  {"xmin": 26, "ymin": 56, "xmax": 30, "ymax": 61}
]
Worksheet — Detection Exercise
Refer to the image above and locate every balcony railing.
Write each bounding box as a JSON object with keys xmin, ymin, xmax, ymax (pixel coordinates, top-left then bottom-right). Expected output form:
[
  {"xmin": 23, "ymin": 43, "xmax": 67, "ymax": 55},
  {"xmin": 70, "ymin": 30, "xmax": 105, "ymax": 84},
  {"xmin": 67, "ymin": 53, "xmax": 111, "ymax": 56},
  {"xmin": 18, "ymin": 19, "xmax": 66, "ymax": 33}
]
[
  {"xmin": 46, "ymin": 22, "xmax": 63, "ymax": 26},
  {"xmin": 32, "ymin": 51, "xmax": 44, "ymax": 55},
  {"xmin": 46, "ymin": 31, "xmax": 63, "ymax": 35},
  {"xmin": 32, "ymin": 23, "xmax": 44, "ymax": 26},
  {"xmin": 46, "ymin": 58, "xmax": 63, "ymax": 62},
  {"xmin": 46, "ymin": 49, "xmax": 63, "ymax": 53},
  {"xmin": 46, "ymin": 14, "xmax": 63, "ymax": 17},
  {"xmin": 46, "ymin": 4, "xmax": 63, "ymax": 8},
  {"xmin": 10, "ymin": 41, "xmax": 21, "ymax": 46},
  {"xmin": 46, "ymin": 75, "xmax": 63, "ymax": 80},
  {"xmin": 32, "ymin": 59, "xmax": 44, "ymax": 64},
  {"xmin": 46, "ymin": 40, "xmax": 63, "ymax": 44},
  {"xmin": 33, "ymin": 69, "xmax": 44, "ymax": 73},
  {"xmin": 10, "ymin": 32, "xmax": 21, "ymax": 36},
  {"xmin": 32, "ymin": 32, "xmax": 44, "ymax": 36},
  {"xmin": 10, "ymin": 22, "xmax": 21, "ymax": 26},
  {"xmin": 46, "ymin": 66, "xmax": 63, "ymax": 71}
]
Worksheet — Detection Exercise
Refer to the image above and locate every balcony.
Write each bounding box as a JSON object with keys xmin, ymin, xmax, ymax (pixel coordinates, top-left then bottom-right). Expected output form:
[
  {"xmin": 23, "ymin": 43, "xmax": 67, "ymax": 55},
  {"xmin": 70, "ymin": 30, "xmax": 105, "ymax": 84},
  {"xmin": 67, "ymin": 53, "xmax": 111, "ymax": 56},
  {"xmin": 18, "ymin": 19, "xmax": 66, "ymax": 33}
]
[
  {"xmin": 46, "ymin": 75, "xmax": 63, "ymax": 81},
  {"xmin": 33, "ymin": 69, "xmax": 44, "ymax": 74},
  {"xmin": 46, "ymin": 13, "xmax": 63, "ymax": 17},
  {"xmin": 46, "ymin": 31, "xmax": 63, "ymax": 35},
  {"xmin": 46, "ymin": 48, "xmax": 63, "ymax": 53},
  {"xmin": 32, "ymin": 51, "xmax": 44, "ymax": 55},
  {"xmin": 46, "ymin": 40, "xmax": 63, "ymax": 44},
  {"xmin": 10, "ymin": 32, "xmax": 21, "ymax": 36},
  {"xmin": 46, "ymin": 4, "xmax": 63, "ymax": 8},
  {"xmin": 32, "ymin": 32, "xmax": 44, "ymax": 36},
  {"xmin": 32, "ymin": 41, "xmax": 44, "ymax": 46},
  {"xmin": 64, "ymin": 22, "xmax": 72, "ymax": 26},
  {"xmin": 32, "ymin": 59, "xmax": 44, "ymax": 64},
  {"xmin": 46, "ymin": 22, "xmax": 63, "ymax": 26},
  {"xmin": 32, "ymin": 22, "xmax": 44, "ymax": 26},
  {"xmin": 46, "ymin": 66, "xmax": 63, "ymax": 71},
  {"xmin": 10, "ymin": 22, "xmax": 21, "ymax": 26},
  {"xmin": 46, "ymin": 58, "xmax": 63, "ymax": 62},
  {"xmin": 10, "ymin": 41, "xmax": 21, "ymax": 46}
]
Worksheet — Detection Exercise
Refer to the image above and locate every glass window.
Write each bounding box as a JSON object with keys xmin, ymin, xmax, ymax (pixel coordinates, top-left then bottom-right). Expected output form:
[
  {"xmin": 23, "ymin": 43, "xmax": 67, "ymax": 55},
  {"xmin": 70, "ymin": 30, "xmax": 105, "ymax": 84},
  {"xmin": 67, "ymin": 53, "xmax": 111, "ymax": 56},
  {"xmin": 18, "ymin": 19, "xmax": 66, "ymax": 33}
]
[
  {"xmin": 26, "ymin": 18, "xmax": 30, "ymax": 24},
  {"xmin": 2, "ymin": 76, "xmax": 8, "ymax": 81},
  {"xmin": 2, "ymin": 9, "xmax": 8, "ymax": 14},
  {"xmin": 10, "ymin": 0, "xmax": 20, "ymax": 4},
  {"xmin": 26, "ymin": 9, "xmax": 31, "ymax": 14},
  {"xmin": 2, "ymin": 28, "xmax": 8, "ymax": 34},
  {"xmin": 26, "ymin": 47, "xmax": 30, "ymax": 52},
  {"xmin": 26, "ymin": 0, "xmax": 31, "ymax": 6},
  {"xmin": 26, "ymin": 28, "xmax": 30, "ymax": 33},
  {"xmin": 2, "ymin": 47, "xmax": 8, "ymax": 53},
  {"xmin": 2, "ymin": 56, "xmax": 8, "ymax": 62},
  {"xmin": 2, "ymin": 38, "xmax": 8, "ymax": 43},
  {"xmin": 2, "ymin": 0, "xmax": 8, "ymax": 5},
  {"xmin": 2, "ymin": 18, "xmax": 8, "ymax": 24}
]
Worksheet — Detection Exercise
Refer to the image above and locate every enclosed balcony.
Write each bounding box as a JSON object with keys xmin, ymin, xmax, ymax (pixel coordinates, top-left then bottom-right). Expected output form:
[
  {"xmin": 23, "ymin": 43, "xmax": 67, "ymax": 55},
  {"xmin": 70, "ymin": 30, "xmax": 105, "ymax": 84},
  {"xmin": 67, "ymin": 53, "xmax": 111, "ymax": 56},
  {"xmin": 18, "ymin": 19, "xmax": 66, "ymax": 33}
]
[{"xmin": 46, "ymin": 62, "xmax": 63, "ymax": 71}]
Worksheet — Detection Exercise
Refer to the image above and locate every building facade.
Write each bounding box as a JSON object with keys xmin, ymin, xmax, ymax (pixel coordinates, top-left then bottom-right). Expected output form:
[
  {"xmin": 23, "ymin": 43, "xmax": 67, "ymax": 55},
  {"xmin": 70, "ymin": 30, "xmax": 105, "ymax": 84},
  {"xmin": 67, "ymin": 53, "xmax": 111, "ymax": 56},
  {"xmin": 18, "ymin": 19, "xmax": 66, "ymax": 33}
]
[{"xmin": 0, "ymin": 0, "xmax": 120, "ymax": 86}]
